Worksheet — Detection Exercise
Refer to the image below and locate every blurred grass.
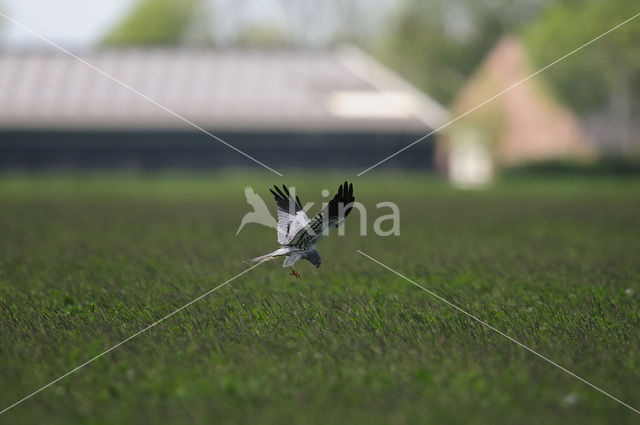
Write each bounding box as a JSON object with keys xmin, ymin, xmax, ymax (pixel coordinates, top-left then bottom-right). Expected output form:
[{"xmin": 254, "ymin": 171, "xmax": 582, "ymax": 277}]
[{"xmin": 1, "ymin": 171, "xmax": 639, "ymax": 424}]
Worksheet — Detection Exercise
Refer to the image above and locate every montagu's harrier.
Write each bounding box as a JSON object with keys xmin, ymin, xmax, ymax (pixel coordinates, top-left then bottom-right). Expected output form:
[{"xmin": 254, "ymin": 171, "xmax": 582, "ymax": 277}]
[{"xmin": 244, "ymin": 181, "xmax": 355, "ymax": 279}]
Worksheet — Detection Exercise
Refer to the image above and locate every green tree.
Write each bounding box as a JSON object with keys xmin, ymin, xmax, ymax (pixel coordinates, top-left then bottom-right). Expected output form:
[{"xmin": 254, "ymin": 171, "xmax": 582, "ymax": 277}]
[
  {"xmin": 103, "ymin": 0, "xmax": 203, "ymax": 46},
  {"xmin": 525, "ymin": 0, "xmax": 640, "ymax": 153},
  {"xmin": 525, "ymin": 0, "xmax": 640, "ymax": 114},
  {"xmin": 374, "ymin": 0, "xmax": 549, "ymax": 105},
  {"xmin": 235, "ymin": 25, "xmax": 290, "ymax": 48}
]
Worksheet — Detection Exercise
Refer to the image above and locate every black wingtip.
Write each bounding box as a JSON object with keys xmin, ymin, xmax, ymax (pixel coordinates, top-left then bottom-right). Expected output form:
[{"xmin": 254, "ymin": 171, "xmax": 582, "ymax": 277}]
[{"xmin": 270, "ymin": 183, "xmax": 304, "ymax": 214}]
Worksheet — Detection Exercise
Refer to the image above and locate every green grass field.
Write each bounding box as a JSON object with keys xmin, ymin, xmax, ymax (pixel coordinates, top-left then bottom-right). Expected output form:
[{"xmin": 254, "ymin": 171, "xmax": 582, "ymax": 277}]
[{"xmin": 1, "ymin": 172, "xmax": 639, "ymax": 424}]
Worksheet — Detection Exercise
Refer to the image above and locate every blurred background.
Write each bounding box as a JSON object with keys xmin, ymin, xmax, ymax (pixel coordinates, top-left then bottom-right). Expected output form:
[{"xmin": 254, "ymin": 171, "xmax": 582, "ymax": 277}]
[
  {"xmin": 2, "ymin": 3, "xmax": 640, "ymax": 424},
  {"xmin": 0, "ymin": 0, "xmax": 638, "ymax": 184}
]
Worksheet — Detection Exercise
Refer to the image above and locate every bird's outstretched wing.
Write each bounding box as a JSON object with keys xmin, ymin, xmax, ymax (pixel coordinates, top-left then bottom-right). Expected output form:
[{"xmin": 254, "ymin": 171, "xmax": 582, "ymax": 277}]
[
  {"xmin": 288, "ymin": 181, "xmax": 354, "ymax": 247},
  {"xmin": 270, "ymin": 184, "xmax": 311, "ymax": 245}
]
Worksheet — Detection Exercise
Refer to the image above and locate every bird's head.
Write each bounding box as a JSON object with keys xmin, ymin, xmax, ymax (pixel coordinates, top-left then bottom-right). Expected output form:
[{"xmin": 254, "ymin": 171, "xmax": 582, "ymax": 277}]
[{"xmin": 304, "ymin": 250, "xmax": 322, "ymax": 268}]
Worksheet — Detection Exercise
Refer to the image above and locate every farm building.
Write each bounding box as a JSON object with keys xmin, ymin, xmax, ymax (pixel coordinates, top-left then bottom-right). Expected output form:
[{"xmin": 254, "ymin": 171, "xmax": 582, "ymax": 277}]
[
  {"xmin": 437, "ymin": 37, "xmax": 592, "ymax": 187},
  {"xmin": 0, "ymin": 47, "xmax": 446, "ymax": 170}
]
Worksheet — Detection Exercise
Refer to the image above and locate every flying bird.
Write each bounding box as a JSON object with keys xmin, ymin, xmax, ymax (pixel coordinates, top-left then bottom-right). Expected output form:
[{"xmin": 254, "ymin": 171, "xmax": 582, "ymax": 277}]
[
  {"xmin": 244, "ymin": 181, "xmax": 355, "ymax": 279},
  {"xmin": 236, "ymin": 186, "xmax": 278, "ymax": 235}
]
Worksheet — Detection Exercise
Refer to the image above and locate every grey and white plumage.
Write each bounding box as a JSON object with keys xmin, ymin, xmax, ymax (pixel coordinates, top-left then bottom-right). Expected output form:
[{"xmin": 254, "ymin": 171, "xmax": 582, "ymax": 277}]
[{"xmin": 244, "ymin": 181, "xmax": 355, "ymax": 277}]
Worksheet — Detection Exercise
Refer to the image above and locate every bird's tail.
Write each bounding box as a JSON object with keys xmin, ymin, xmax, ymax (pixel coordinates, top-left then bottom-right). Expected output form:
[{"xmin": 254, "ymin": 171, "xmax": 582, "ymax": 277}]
[{"xmin": 242, "ymin": 248, "xmax": 287, "ymax": 265}]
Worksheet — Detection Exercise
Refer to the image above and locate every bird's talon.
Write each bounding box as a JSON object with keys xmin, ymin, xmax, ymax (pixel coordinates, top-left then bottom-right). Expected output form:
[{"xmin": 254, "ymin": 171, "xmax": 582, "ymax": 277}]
[{"xmin": 290, "ymin": 267, "xmax": 302, "ymax": 279}]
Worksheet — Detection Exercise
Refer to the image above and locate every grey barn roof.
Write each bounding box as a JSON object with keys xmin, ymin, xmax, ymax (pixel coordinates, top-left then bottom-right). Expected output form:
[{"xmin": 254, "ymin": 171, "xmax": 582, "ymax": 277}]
[{"xmin": 0, "ymin": 46, "xmax": 447, "ymax": 133}]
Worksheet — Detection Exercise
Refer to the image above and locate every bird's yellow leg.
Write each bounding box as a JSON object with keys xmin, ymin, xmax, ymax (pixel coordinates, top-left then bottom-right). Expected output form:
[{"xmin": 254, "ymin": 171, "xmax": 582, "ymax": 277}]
[{"xmin": 290, "ymin": 266, "xmax": 302, "ymax": 279}]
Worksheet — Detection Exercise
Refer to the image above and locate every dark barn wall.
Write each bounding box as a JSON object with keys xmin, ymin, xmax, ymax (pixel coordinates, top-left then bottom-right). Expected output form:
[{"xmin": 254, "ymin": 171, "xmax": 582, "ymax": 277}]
[{"xmin": 0, "ymin": 130, "xmax": 434, "ymax": 170}]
